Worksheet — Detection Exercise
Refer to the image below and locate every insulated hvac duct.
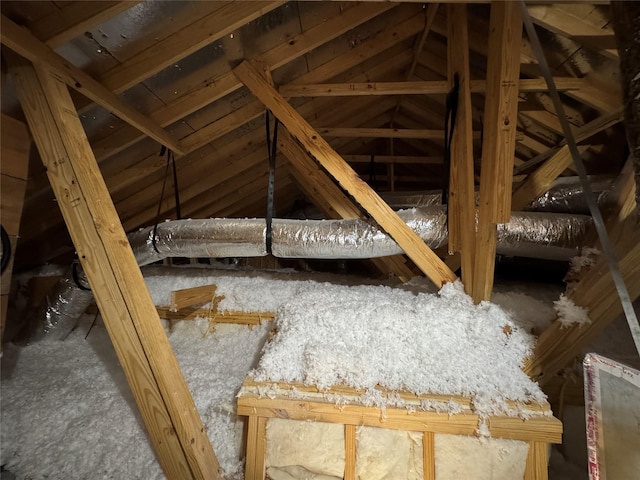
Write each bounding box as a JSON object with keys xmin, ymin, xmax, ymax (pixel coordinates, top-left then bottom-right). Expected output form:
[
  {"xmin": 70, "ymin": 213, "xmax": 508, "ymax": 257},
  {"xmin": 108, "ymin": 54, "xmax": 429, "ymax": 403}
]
[
  {"xmin": 27, "ymin": 207, "xmax": 592, "ymax": 341},
  {"xmin": 131, "ymin": 207, "xmax": 590, "ymax": 264}
]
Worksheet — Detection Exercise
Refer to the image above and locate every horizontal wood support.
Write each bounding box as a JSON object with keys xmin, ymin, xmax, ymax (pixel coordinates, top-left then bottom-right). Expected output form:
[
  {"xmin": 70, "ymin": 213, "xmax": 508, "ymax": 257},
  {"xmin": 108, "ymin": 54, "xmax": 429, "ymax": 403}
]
[
  {"xmin": 280, "ymin": 77, "xmax": 582, "ymax": 97},
  {"xmin": 237, "ymin": 383, "xmax": 562, "ymax": 444},
  {"xmin": 234, "ymin": 60, "xmax": 456, "ymax": 287},
  {"xmin": 342, "ymin": 154, "xmax": 442, "ymax": 164},
  {"xmin": 317, "ymin": 127, "xmax": 481, "ymax": 140}
]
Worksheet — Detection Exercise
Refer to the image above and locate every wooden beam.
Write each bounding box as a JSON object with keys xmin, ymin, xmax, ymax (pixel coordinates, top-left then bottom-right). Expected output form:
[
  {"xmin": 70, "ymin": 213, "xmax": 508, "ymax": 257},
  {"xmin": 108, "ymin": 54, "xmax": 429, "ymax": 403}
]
[
  {"xmin": 528, "ymin": 4, "xmax": 618, "ymax": 59},
  {"xmin": 524, "ymin": 231, "xmax": 640, "ymax": 383},
  {"xmin": 316, "ymin": 127, "xmax": 469, "ymax": 140},
  {"xmin": 28, "ymin": 1, "xmax": 136, "ymax": 48},
  {"xmin": 511, "ymin": 145, "xmax": 589, "ymax": 211},
  {"xmin": 98, "ymin": 1, "xmax": 284, "ymax": 95},
  {"xmin": 472, "ymin": 1, "xmax": 522, "ymax": 303},
  {"xmin": 280, "ymin": 78, "xmax": 583, "ymax": 97},
  {"xmin": 234, "ymin": 60, "xmax": 456, "ymax": 287},
  {"xmin": 0, "ymin": 15, "xmax": 184, "ymax": 155},
  {"xmin": 171, "ymin": 285, "xmax": 218, "ymax": 311},
  {"xmin": 9, "ymin": 59, "xmax": 221, "ymax": 479},
  {"xmin": 344, "ymin": 424, "xmax": 357, "ymax": 480},
  {"xmin": 447, "ymin": 3, "xmax": 476, "ymax": 294},
  {"xmin": 342, "ymin": 154, "xmax": 441, "ymax": 164}
]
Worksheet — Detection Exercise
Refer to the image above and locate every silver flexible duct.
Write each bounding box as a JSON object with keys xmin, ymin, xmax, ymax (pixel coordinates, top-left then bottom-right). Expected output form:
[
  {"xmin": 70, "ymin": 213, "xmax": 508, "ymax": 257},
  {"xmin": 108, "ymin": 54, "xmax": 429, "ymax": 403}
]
[{"xmin": 27, "ymin": 207, "xmax": 592, "ymax": 340}]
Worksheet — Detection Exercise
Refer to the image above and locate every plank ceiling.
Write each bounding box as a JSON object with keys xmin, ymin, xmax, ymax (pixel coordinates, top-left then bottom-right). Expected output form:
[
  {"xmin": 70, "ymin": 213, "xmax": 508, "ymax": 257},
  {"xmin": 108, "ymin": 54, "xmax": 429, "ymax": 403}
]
[{"xmin": 0, "ymin": 1, "xmax": 626, "ymax": 273}]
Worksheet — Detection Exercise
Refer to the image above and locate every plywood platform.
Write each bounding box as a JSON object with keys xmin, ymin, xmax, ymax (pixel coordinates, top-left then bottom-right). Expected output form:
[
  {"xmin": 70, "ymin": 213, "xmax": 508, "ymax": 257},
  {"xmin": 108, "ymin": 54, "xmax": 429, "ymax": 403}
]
[{"xmin": 237, "ymin": 379, "xmax": 562, "ymax": 480}]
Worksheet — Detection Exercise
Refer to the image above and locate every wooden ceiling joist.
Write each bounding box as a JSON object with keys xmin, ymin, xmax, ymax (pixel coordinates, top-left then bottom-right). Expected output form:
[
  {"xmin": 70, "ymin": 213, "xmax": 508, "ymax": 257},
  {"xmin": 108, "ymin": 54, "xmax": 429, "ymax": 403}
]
[
  {"xmin": 343, "ymin": 155, "xmax": 442, "ymax": 165},
  {"xmin": 280, "ymin": 78, "xmax": 583, "ymax": 97},
  {"xmin": 315, "ymin": 127, "xmax": 479, "ymax": 140},
  {"xmin": 9, "ymin": 58, "xmax": 221, "ymax": 480},
  {"xmin": 234, "ymin": 60, "xmax": 457, "ymax": 287}
]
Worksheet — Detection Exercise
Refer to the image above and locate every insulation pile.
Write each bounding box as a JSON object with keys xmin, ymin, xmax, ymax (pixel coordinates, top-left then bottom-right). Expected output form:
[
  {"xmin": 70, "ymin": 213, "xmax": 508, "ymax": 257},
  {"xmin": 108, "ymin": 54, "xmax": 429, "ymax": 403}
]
[
  {"xmin": 251, "ymin": 280, "xmax": 548, "ymax": 419},
  {"xmin": 1, "ymin": 265, "xmax": 574, "ymax": 479}
]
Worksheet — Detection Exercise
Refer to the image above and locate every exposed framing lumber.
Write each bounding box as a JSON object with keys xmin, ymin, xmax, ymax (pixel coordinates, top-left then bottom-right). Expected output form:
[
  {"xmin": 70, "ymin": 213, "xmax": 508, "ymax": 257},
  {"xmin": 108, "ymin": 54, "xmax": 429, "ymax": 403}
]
[
  {"xmin": 9, "ymin": 59, "xmax": 221, "ymax": 480},
  {"xmin": 171, "ymin": 284, "xmax": 218, "ymax": 312},
  {"xmin": 280, "ymin": 78, "xmax": 582, "ymax": 97},
  {"xmin": 342, "ymin": 154, "xmax": 441, "ymax": 164},
  {"xmin": 0, "ymin": 15, "xmax": 184, "ymax": 155},
  {"xmin": 279, "ymin": 129, "xmax": 415, "ymax": 281},
  {"xmin": 316, "ymin": 127, "xmax": 478, "ymax": 140},
  {"xmin": 513, "ymin": 107, "xmax": 624, "ymax": 174},
  {"xmin": 237, "ymin": 382, "xmax": 562, "ymax": 444},
  {"xmin": 234, "ymin": 60, "xmax": 456, "ymax": 287},
  {"xmin": 472, "ymin": 1, "xmax": 522, "ymax": 303},
  {"xmin": 524, "ymin": 229, "xmax": 640, "ymax": 383},
  {"xmin": 511, "ymin": 145, "xmax": 589, "ymax": 211},
  {"xmin": 528, "ymin": 4, "xmax": 618, "ymax": 59},
  {"xmin": 446, "ymin": 3, "xmax": 476, "ymax": 294},
  {"xmin": 28, "ymin": 1, "xmax": 136, "ymax": 48},
  {"xmin": 97, "ymin": 1, "xmax": 285, "ymax": 95},
  {"xmin": 344, "ymin": 424, "xmax": 357, "ymax": 480}
]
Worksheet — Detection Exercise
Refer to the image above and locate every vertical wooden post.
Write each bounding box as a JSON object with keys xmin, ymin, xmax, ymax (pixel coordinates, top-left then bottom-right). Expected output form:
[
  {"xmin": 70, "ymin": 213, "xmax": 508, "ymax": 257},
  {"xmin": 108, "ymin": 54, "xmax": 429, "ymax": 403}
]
[
  {"xmin": 344, "ymin": 424, "xmax": 357, "ymax": 480},
  {"xmin": 8, "ymin": 58, "xmax": 221, "ymax": 479},
  {"xmin": 524, "ymin": 441, "xmax": 549, "ymax": 480},
  {"xmin": 472, "ymin": 1, "xmax": 522, "ymax": 303},
  {"xmin": 423, "ymin": 431, "xmax": 435, "ymax": 480},
  {"xmin": 447, "ymin": 3, "xmax": 476, "ymax": 295},
  {"xmin": 245, "ymin": 416, "xmax": 267, "ymax": 480}
]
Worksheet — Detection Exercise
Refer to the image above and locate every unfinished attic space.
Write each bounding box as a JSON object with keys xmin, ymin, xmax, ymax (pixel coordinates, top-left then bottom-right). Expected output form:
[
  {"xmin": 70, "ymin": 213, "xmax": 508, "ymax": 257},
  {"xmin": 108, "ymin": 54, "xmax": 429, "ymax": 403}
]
[{"xmin": 1, "ymin": 1, "xmax": 640, "ymax": 479}]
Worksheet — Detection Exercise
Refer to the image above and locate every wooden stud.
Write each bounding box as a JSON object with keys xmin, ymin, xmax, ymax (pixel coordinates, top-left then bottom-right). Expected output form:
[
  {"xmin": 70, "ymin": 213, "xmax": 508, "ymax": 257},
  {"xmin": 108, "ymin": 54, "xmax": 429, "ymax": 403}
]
[
  {"xmin": 523, "ymin": 442, "xmax": 549, "ymax": 480},
  {"xmin": 344, "ymin": 424, "xmax": 357, "ymax": 480},
  {"xmin": 9, "ymin": 59, "xmax": 221, "ymax": 479},
  {"xmin": 245, "ymin": 416, "xmax": 260, "ymax": 480},
  {"xmin": 234, "ymin": 60, "xmax": 457, "ymax": 287},
  {"xmin": 423, "ymin": 431, "xmax": 435, "ymax": 480},
  {"xmin": 472, "ymin": 1, "xmax": 522, "ymax": 303},
  {"xmin": 447, "ymin": 3, "xmax": 476, "ymax": 294}
]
